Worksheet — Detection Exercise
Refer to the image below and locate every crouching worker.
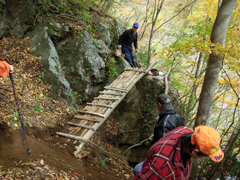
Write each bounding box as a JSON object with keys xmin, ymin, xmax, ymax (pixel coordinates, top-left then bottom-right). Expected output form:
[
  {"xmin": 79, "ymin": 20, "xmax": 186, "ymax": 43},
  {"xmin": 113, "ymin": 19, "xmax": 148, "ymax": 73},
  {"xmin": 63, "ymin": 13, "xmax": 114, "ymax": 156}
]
[
  {"xmin": 0, "ymin": 61, "xmax": 13, "ymax": 77},
  {"xmin": 117, "ymin": 23, "xmax": 139, "ymax": 68},
  {"xmin": 133, "ymin": 125, "xmax": 224, "ymax": 180}
]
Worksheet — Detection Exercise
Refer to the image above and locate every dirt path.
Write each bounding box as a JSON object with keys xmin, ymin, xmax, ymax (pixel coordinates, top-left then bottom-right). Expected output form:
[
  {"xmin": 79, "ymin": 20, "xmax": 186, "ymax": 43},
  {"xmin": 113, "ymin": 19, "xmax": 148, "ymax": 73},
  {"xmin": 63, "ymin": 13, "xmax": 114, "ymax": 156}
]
[{"xmin": 0, "ymin": 123, "xmax": 133, "ymax": 179}]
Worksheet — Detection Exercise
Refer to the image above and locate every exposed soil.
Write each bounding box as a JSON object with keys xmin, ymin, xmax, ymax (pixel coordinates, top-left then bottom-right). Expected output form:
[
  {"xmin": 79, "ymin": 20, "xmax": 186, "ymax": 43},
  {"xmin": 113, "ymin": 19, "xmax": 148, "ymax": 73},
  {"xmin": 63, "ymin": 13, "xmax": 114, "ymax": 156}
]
[{"xmin": 0, "ymin": 122, "xmax": 134, "ymax": 180}]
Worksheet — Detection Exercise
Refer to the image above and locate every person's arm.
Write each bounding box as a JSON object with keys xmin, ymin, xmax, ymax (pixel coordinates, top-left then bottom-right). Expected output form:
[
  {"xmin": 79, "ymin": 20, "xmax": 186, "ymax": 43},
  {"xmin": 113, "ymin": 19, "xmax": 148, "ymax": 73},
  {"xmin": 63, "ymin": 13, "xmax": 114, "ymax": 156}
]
[
  {"xmin": 118, "ymin": 30, "xmax": 127, "ymax": 48},
  {"xmin": 9, "ymin": 65, "xmax": 13, "ymax": 73},
  {"xmin": 134, "ymin": 33, "xmax": 138, "ymax": 52},
  {"xmin": 0, "ymin": 61, "xmax": 11, "ymax": 77}
]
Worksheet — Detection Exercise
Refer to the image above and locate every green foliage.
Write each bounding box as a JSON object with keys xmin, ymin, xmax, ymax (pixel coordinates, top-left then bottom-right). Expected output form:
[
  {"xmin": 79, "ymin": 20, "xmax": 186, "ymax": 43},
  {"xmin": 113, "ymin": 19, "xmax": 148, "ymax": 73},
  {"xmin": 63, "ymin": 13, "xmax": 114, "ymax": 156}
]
[
  {"xmin": 34, "ymin": 0, "xmax": 95, "ymax": 37},
  {"xmin": 138, "ymin": 50, "xmax": 148, "ymax": 66},
  {"xmin": 10, "ymin": 112, "xmax": 19, "ymax": 125},
  {"xmin": 92, "ymin": 38, "xmax": 100, "ymax": 48},
  {"xmin": 72, "ymin": 90, "xmax": 82, "ymax": 105},
  {"xmin": 100, "ymin": 158, "xmax": 108, "ymax": 169},
  {"xmin": 34, "ymin": 104, "xmax": 43, "ymax": 115},
  {"xmin": 106, "ymin": 57, "xmax": 118, "ymax": 80},
  {"xmin": 67, "ymin": 88, "xmax": 82, "ymax": 108}
]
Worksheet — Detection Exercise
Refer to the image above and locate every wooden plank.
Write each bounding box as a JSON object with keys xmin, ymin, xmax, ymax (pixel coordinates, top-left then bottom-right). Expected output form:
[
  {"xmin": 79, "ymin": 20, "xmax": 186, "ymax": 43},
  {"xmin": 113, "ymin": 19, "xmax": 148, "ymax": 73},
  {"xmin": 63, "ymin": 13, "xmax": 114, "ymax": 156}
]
[
  {"xmin": 124, "ymin": 68, "xmax": 145, "ymax": 73},
  {"xmin": 56, "ymin": 132, "xmax": 87, "ymax": 142},
  {"xmin": 87, "ymin": 102, "xmax": 112, "ymax": 108},
  {"xmin": 94, "ymin": 97, "xmax": 119, "ymax": 101},
  {"xmin": 104, "ymin": 86, "xmax": 127, "ymax": 92},
  {"xmin": 73, "ymin": 115, "xmax": 102, "ymax": 122},
  {"xmin": 68, "ymin": 122, "xmax": 96, "ymax": 131},
  {"xmin": 99, "ymin": 91, "xmax": 124, "ymax": 96},
  {"xmin": 78, "ymin": 110, "xmax": 105, "ymax": 118}
]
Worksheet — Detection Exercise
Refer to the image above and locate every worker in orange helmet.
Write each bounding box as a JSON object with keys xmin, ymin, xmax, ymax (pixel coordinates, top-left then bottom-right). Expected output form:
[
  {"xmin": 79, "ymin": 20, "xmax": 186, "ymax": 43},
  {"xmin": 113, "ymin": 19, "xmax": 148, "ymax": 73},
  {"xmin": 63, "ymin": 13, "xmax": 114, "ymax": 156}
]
[
  {"xmin": 134, "ymin": 125, "xmax": 224, "ymax": 180},
  {"xmin": 0, "ymin": 61, "xmax": 13, "ymax": 77}
]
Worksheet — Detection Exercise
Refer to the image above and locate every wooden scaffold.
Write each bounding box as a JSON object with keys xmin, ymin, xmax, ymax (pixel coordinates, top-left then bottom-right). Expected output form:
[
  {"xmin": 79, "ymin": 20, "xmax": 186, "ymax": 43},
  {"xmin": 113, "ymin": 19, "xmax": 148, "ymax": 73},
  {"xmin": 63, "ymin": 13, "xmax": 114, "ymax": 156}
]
[{"xmin": 56, "ymin": 62, "xmax": 157, "ymax": 156}]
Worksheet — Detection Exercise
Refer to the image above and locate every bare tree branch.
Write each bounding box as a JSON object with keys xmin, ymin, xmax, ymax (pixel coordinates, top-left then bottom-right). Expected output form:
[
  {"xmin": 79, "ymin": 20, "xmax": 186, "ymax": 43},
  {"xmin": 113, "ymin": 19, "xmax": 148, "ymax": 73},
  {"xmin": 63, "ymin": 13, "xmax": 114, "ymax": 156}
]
[
  {"xmin": 153, "ymin": 0, "xmax": 198, "ymax": 34},
  {"xmin": 221, "ymin": 68, "xmax": 240, "ymax": 138},
  {"xmin": 123, "ymin": 119, "xmax": 156, "ymax": 133},
  {"xmin": 122, "ymin": 134, "xmax": 153, "ymax": 155},
  {"xmin": 165, "ymin": 57, "xmax": 178, "ymax": 94}
]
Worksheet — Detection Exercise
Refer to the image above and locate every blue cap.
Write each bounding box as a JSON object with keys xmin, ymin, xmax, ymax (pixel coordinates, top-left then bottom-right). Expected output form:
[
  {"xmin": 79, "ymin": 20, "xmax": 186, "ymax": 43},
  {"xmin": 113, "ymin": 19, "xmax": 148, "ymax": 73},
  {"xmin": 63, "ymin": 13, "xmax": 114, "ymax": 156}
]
[{"xmin": 133, "ymin": 23, "xmax": 139, "ymax": 28}]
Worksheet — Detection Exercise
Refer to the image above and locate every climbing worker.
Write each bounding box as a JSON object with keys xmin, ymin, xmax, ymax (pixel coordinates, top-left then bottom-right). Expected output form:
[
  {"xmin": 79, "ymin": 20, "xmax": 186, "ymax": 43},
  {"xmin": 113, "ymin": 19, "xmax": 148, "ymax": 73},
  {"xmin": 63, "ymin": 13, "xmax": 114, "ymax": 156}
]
[
  {"xmin": 133, "ymin": 125, "xmax": 224, "ymax": 180},
  {"xmin": 117, "ymin": 23, "xmax": 139, "ymax": 68},
  {"xmin": 134, "ymin": 94, "xmax": 184, "ymax": 175},
  {"xmin": 0, "ymin": 61, "xmax": 13, "ymax": 77}
]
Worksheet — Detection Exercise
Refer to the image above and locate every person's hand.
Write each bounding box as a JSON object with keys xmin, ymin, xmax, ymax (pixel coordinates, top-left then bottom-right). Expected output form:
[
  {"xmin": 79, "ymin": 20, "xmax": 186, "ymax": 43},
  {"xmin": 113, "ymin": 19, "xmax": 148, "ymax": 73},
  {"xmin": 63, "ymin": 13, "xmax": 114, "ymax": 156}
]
[
  {"xmin": 135, "ymin": 49, "xmax": 138, "ymax": 53},
  {"xmin": 9, "ymin": 65, "xmax": 13, "ymax": 73},
  {"xmin": 117, "ymin": 45, "xmax": 122, "ymax": 49}
]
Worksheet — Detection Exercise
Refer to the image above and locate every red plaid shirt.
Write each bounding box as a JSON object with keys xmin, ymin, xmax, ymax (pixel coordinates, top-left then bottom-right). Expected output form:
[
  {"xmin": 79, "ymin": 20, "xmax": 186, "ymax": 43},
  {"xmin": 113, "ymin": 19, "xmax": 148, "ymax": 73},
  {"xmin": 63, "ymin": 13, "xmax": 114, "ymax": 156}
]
[{"xmin": 133, "ymin": 126, "xmax": 193, "ymax": 180}]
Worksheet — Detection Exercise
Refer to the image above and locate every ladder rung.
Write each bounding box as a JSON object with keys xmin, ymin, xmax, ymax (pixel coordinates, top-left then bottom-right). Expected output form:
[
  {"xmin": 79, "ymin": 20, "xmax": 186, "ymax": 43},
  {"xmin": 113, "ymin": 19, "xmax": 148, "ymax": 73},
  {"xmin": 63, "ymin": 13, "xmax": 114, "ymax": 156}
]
[
  {"xmin": 87, "ymin": 102, "xmax": 112, "ymax": 108},
  {"xmin": 73, "ymin": 115, "xmax": 102, "ymax": 122},
  {"xmin": 104, "ymin": 86, "xmax": 127, "ymax": 92},
  {"xmin": 78, "ymin": 110, "xmax": 105, "ymax": 118},
  {"xmin": 99, "ymin": 91, "xmax": 124, "ymax": 96},
  {"xmin": 68, "ymin": 122, "xmax": 96, "ymax": 131},
  {"xmin": 94, "ymin": 97, "xmax": 119, "ymax": 101},
  {"xmin": 56, "ymin": 132, "xmax": 87, "ymax": 142},
  {"xmin": 124, "ymin": 68, "xmax": 145, "ymax": 73}
]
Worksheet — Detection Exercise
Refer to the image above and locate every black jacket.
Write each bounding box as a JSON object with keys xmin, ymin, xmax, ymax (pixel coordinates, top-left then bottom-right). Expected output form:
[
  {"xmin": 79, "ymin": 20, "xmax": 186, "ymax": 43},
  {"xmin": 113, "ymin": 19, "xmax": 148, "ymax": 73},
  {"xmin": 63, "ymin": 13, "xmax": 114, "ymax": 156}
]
[
  {"xmin": 152, "ymin": 109, "xmax": 184, "ymax": 144},
  {"xmin": 118, "ymin": 29, "xmax": 138, "ymax": 49}
]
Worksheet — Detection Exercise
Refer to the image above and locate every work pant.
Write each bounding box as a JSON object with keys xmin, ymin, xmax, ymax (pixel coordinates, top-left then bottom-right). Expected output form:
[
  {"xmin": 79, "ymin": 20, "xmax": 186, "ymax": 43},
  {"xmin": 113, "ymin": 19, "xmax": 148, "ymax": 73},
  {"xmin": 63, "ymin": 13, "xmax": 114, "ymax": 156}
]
[
  {"xmin": 122, "ymin": 44, "xmax": 136, "ymax": 67},
  {"xmin": 134, "ymin": 161, "xmax": 143, "ymax": 175}
]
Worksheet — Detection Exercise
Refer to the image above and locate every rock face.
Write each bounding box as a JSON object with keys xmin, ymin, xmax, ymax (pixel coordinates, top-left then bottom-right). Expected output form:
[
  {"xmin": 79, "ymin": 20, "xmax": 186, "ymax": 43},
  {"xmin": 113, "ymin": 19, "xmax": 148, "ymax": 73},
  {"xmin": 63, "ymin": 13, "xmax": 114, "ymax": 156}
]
[
  {"xmin": 115, "ymin": 75, "xmax": 180, "ymax": 163},
  {"xmin": 115, "ymin": 76, "xmax": 164, "ymax": 162},
  {"xmin": 57, "ymin": 31, "xmax": 108, "ymax": 101},
  {"xmin": 26, "ymin": 26, "xmax": 74, "ymax": 108},
  {"xmin": 0, "ymin": 0, "xmax": 36, "ymax": 39}
]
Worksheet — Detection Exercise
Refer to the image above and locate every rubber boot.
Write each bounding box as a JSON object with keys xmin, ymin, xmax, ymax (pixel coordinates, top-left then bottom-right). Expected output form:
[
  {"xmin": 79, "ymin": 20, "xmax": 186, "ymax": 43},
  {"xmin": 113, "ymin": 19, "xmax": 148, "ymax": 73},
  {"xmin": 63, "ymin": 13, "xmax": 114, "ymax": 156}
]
[
  {"xmin": 132, "ymin": 61, "xmax": 136, "ymax": 68},
  {"xmin": 129, "ymin": 62, "xmax": 134, "ymax": 67}
]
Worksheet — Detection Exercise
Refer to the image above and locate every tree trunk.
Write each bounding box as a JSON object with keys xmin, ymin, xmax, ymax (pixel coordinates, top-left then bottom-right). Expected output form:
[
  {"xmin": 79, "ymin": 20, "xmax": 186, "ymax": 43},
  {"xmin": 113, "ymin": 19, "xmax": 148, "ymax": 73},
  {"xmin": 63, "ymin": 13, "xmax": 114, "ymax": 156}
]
[
  {"xmin": 191, "ymin": 0, "xmax": 237, "ymax": 179},
  {"xmin": 147, "ymin": 0, "xmax": 165, "ymax": 68},
  {"xmin": 194, "ymin": 0, "xmax": 237, "ymax": 127}
]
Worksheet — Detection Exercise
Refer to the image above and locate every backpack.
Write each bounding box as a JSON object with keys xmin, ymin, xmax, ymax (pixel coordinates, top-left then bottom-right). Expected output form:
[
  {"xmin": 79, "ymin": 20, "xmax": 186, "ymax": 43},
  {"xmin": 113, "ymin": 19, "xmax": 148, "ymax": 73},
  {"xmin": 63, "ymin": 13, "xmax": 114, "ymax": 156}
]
[{"xmin": 150, "ymin": 69, "xmax": 159, "ymax": 76}]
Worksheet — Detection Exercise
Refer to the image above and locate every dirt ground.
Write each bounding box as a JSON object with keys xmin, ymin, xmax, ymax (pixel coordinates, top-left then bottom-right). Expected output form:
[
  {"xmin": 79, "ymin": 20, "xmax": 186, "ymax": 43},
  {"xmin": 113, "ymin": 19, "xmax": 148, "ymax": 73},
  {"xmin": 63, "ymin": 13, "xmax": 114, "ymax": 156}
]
[{"xmin": 0, "ymin": 122, "xmax": 134, "ymax": 180}]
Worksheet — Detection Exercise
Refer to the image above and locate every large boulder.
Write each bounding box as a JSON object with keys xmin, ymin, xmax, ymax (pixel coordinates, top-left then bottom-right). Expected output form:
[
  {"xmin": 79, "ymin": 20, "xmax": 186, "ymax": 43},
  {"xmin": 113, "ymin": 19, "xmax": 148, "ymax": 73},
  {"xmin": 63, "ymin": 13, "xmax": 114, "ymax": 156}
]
[
  {"xmin": 25, "ymin": 19, "xmax": 128, "ymax": 105},
  {"xmin": 56, "ymin": 31, "xmax": 108, "ymax": 101},
  {"xmin": 26, "ymin": 25, "xmax": 74, "ymax": 108},
  {"xmin": 0, "ymin": 0, "xmax": 36, "ymax": 39}
]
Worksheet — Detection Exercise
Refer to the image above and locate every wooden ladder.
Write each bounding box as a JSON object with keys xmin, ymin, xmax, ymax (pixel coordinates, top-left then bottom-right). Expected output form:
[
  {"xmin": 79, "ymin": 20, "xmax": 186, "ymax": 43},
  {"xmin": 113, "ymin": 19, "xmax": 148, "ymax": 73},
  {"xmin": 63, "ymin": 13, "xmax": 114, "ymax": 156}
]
[{"xmin": 56, "ymin": 62, "xmax": 157, "ymax": 156}]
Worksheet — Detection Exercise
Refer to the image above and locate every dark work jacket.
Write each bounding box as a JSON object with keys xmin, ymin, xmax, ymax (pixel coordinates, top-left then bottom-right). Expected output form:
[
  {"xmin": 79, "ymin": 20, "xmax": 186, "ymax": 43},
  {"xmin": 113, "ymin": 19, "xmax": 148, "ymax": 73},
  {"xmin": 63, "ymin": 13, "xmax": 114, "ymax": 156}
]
[
  {"xmin": 118, "ymin": 29, "xmax": 138, "ymax": 49},
  {"xmin": 152, "ymin": 109, "xmax": 184, "ymax": 144}
]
